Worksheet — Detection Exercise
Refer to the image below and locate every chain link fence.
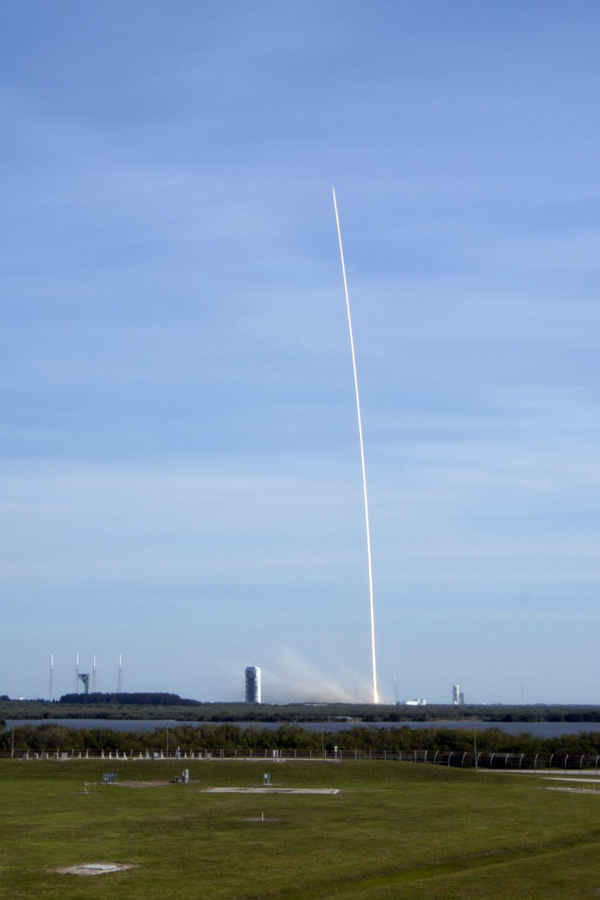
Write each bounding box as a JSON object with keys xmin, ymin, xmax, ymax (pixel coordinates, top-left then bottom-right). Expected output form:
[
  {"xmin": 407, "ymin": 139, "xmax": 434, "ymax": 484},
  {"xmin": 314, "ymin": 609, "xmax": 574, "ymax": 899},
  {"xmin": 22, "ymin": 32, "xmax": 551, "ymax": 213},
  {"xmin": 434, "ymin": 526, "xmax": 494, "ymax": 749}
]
[{"xmin": 2, "ymin": 747, "xmax": 600, "ymax": 769}]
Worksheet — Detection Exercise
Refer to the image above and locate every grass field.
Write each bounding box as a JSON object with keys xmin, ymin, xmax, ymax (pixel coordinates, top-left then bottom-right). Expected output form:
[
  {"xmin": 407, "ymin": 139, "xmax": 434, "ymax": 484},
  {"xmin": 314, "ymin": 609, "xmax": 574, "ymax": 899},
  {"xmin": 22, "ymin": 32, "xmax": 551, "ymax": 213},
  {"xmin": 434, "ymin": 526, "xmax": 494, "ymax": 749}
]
[{"xmin": 1, "ymin": 758, "xmax": 600, "ymax": 899}]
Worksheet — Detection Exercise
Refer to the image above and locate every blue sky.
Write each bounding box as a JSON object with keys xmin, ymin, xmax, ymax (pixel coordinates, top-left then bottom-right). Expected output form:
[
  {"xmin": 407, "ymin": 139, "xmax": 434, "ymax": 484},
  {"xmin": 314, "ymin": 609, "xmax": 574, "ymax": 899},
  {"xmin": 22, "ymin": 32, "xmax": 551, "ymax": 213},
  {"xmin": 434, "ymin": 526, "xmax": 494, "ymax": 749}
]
[{"xmin": 2, "ymin": 1, "xmax": 600, "ymax": 703}]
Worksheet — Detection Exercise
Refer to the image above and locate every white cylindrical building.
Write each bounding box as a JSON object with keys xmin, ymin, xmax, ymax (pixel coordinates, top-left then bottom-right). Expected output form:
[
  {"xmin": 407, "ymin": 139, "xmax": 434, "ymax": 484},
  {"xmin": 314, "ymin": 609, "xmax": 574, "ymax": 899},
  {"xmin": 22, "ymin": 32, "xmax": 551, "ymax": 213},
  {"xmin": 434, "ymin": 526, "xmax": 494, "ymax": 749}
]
[{"xmin": 245, "ymin": 666, "xmax": 262, "ymax": 704}]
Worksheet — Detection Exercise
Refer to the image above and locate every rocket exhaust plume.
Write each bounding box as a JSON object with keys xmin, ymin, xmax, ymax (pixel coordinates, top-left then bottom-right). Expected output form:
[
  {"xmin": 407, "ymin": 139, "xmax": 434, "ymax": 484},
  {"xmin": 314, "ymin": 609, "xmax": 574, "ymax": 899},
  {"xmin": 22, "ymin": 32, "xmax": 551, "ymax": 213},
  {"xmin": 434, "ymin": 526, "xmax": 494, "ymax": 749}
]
[{"xmin": 332, "ymin": 188, "xmax": 380, "ymax": 704}]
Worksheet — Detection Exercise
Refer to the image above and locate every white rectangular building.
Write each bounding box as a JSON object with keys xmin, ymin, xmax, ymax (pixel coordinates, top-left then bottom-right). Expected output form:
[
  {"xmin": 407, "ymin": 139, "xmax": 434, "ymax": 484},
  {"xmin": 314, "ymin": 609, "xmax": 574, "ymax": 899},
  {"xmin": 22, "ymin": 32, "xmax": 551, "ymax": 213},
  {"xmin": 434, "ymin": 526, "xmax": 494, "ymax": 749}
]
[{"xmin": 245, "ymin": 665, "xmax": 262, "ymax": 704}]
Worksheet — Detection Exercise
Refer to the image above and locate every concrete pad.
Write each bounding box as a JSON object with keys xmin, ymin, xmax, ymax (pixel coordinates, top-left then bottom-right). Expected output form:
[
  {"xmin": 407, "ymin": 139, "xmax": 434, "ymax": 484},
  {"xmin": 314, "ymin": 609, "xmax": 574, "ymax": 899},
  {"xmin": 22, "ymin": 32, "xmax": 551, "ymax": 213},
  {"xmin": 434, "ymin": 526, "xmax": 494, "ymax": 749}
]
[
  {"xmin": 546, "ymin": 787, "xmax": 600, "ymax": 796},
  {"xmin": 53, "ymin": 862, "xmax": 137, "ymax": 876},
  {"xmin": 544, "ymin": 777, "xmax": 600, "ymax": 784}
]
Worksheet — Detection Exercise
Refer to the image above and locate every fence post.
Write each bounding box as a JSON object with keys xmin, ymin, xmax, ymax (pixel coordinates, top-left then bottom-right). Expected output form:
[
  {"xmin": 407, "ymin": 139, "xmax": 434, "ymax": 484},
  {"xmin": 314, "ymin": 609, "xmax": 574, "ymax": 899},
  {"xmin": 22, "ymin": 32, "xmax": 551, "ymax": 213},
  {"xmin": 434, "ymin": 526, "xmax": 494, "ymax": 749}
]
[
  {"xmin": 448, "ymin": 752, "xmax": 453, "ymax": 767},
  {"xmin": 564, "ymin": 754, "xmax": 568, "ymax": 769}
]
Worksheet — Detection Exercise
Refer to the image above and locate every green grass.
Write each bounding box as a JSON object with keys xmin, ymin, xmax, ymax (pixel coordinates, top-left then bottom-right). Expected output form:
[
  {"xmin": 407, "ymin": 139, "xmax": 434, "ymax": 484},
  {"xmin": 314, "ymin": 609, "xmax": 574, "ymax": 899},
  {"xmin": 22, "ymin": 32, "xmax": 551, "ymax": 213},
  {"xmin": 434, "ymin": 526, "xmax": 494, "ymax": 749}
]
[{"xmin": 1, "ymin": 759, "xmax": 600, "ymax": 898}]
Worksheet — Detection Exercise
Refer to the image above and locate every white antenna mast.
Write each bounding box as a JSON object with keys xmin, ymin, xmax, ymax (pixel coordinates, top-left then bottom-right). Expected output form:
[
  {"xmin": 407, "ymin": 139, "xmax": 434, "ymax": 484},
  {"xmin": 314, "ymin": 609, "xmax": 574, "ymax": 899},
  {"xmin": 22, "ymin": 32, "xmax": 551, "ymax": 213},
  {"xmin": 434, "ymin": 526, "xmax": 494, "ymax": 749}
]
[
  {"xmin": 49, "ymin": 653, "xmax": 55, "ymax": 701},
  {"xmin": 117, "ymin": 653, "xmax": 123, "ymax": 692},
  {"xmin": 332, "ymin": 187, "xmax": 380, "ymax": 704},
  {"xmin": 91, "ymin": 655, "xmax": 97, "ymax": 692}
]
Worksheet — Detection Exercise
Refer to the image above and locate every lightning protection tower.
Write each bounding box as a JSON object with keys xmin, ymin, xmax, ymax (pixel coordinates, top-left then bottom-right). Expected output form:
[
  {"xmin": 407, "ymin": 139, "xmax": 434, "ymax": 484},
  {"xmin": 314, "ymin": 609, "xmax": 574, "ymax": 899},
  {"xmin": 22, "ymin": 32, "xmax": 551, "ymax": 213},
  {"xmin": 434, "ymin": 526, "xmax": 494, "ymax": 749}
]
[
  {"xmin": 48, "ymin": 653, "xmax": 55, "ymax": 701},
  {"xmin": 74, "ymin": 652, "xmax": 80, "ymax": 692},
  {"xmin": 117, "ymin": 653, "xmax": 123, "ymax": 692}
]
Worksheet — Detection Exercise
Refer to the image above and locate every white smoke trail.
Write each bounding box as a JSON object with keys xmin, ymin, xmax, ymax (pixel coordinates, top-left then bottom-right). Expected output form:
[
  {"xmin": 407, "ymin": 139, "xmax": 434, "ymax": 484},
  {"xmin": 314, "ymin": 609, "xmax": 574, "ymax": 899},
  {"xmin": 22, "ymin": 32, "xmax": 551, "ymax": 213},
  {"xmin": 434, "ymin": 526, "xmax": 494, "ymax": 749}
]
[{"xmin": 332, "ymin": 188, "xmax": 380, "ymax": 704}]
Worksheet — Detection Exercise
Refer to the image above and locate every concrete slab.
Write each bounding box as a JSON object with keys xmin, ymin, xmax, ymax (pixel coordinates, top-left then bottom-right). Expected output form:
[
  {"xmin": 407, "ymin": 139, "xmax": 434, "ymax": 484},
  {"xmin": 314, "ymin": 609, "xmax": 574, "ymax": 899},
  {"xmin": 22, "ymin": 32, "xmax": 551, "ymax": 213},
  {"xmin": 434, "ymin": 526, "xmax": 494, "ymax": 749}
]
[{"xmin": 53, "ymin": 862, "xmax": 137, "ymax": 876}]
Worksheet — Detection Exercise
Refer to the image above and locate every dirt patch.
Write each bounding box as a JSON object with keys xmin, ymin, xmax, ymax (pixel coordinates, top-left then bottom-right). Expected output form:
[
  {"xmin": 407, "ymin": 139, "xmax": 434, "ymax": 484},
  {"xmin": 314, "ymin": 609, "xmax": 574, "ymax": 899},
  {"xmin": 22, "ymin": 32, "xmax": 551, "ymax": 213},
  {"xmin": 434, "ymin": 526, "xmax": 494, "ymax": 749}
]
[
  {"xmin": 203, "ymin": 787, "xmax": 339, "ymax": 795},
  {"xmin": 237, "ymin": 817, "xmax": 281, "ymax": 823},
  {"xmin": 111, "ymin": 780, "xmax": 170, "ymax": 788},
  {"xmin": 53, "ymin": 862, "xmax": 138, "ymax": 876}
]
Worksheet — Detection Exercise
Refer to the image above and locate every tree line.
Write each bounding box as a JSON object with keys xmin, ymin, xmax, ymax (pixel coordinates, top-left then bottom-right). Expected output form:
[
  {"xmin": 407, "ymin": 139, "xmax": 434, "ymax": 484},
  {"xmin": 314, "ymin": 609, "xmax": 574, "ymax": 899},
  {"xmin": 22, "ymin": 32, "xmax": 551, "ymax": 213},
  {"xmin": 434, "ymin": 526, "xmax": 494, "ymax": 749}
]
[
  {"xmin": 3, "ymin": 723, "xmax": 600, "ymax": 755},
  {"xmin": 3, "ymin": 697, "xmax": 600, "ymax": 723},
  {"xmin": 58, "ymin": 692, "xmax": 199, "ymax": 706}
]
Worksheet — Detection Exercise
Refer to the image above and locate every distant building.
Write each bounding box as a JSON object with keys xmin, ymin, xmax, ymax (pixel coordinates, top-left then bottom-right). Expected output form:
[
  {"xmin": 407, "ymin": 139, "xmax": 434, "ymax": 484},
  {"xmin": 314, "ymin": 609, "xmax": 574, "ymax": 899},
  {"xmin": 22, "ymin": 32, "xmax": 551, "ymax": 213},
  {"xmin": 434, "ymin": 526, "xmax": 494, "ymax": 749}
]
[
  {"xmin": 245, "ymin": 666, "xmax": 262, "ymax": 704},
  {"xmin": 459, "ymin": 691, "xmax": 465, "ymax": 705},
  {"xmin": 405, "ymin": 698, "xmax": 427, "ymax": 706},
  {"xmin": 452, "ymin": 683, "xmax": 461, "ymax": 705}
]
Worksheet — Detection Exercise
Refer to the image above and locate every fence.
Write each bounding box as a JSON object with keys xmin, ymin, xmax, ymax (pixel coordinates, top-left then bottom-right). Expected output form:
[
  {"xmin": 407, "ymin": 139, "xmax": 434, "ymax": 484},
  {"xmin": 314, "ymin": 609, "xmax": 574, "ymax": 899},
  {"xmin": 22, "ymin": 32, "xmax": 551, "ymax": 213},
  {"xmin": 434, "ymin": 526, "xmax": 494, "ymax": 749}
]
[{"xmin": 2, "ymin": 747, "xmax": 600, "ymax": 769}]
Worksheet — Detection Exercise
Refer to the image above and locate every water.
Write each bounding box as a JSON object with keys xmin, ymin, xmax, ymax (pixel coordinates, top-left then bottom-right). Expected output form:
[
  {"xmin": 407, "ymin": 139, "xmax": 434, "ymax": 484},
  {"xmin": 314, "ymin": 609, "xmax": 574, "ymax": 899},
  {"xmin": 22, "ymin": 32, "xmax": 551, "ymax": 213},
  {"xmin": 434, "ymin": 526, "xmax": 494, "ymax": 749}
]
[{"xmin": 5, "ymin": 718, "xmax": 600, "ymax": 737}]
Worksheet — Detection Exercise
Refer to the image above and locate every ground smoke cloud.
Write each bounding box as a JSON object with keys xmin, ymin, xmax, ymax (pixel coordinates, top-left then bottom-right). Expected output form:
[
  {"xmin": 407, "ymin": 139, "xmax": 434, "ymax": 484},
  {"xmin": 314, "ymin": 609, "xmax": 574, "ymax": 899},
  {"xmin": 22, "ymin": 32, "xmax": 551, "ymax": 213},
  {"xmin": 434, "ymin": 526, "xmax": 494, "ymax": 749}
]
[{"xmin": 261, "ymin": 649, "xmax": 368, "ymax": 703}]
